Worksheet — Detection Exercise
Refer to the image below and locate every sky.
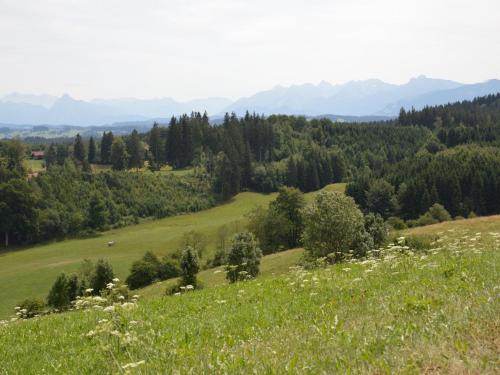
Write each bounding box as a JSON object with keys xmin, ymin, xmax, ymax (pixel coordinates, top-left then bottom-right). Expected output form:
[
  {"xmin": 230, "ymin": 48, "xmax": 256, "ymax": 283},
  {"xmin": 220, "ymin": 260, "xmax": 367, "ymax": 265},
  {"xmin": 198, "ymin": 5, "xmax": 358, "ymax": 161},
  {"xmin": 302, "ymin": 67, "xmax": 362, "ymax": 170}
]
[{"xmin": 0, "ymin": 0, "xmax": 499, "ymax": 101}]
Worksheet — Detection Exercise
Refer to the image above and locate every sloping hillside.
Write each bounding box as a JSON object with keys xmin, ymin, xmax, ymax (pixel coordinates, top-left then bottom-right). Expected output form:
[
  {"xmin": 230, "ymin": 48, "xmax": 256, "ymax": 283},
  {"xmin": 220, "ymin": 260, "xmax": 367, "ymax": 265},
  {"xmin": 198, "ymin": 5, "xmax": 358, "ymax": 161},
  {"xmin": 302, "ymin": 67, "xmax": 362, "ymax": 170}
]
[{"xmin": 1, "ymin": 215, "xmax": 498, "ymax": 373}]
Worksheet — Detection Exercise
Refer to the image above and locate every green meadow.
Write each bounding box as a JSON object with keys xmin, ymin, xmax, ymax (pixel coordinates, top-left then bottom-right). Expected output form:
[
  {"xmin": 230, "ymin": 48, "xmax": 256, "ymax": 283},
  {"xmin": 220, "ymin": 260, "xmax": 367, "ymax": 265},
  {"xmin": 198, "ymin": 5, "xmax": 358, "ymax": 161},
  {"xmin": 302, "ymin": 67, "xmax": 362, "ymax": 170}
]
[
  {"xmin": 0, "ymin": 215, "xmax": 498, "ymax": 373},
  {"xmin": 0, "ymin": 184, "xmax": 345, "ymax": 319}
]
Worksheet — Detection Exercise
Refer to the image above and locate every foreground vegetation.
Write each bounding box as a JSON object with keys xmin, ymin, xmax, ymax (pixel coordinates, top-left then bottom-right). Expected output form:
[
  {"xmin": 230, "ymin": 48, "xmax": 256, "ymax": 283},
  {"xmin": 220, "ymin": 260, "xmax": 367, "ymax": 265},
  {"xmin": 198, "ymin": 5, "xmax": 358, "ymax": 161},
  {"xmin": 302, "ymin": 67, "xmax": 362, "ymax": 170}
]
[{"xmin": 1, "ymin": 217, "xmax": 498, "ymax": 373}]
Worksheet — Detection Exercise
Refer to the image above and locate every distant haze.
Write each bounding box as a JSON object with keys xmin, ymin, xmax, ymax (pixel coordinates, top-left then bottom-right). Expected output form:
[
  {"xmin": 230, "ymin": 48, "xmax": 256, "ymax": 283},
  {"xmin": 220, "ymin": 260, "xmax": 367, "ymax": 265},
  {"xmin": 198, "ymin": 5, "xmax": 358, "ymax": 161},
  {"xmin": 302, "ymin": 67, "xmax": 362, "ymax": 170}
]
[
  {"xmin": 1, "ymin": 76, "xmax": 500, "ymax": 126},
  {"xmin": 0, "ymin": 0, "xmax": 499, "ymax": 101}
]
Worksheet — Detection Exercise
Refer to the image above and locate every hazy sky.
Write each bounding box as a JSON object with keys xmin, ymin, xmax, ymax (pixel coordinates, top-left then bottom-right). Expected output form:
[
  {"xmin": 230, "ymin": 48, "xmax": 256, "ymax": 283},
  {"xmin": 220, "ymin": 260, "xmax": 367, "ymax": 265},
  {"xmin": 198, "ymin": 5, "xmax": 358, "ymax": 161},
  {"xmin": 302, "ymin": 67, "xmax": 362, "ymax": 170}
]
[{"xmin": 1, "ymin": 0, "xmax": 499, "ymax": 100}]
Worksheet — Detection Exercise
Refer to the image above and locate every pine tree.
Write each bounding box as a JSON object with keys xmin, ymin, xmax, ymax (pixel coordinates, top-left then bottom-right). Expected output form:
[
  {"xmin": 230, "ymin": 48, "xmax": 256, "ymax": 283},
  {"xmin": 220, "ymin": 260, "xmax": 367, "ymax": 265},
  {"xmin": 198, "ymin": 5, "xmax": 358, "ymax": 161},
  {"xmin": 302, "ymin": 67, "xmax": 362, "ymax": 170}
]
[
  {"xmin": 100, "ymin": 131, "xmax": 114, "ymax": 164},
  {"xmin": 180, "ymin": 246, "xmax": 199, "ymax": 287},
  {"xmin": 88, "ymin": 137, "xmax": 96, "ymax": 164},
  {"xmin": 149, "ymin": 123, "xmax": 163, "ymax": 164},
  {"xmin": 73, "ymin": 134, "xmax": 86, "ymax": 162},
  {"xmin": 45, "ymin": 144, "xmax": 57, "ymax": 168}
]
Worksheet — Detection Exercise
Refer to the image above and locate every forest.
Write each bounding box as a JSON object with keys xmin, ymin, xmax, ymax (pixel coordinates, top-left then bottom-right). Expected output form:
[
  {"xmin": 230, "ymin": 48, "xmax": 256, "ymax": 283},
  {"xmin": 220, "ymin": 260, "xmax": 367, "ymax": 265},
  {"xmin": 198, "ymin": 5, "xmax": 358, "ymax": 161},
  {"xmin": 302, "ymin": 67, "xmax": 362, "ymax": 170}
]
[{"xmin": 1, "ymin": 93, "xmax": 500, "ymax": 247}]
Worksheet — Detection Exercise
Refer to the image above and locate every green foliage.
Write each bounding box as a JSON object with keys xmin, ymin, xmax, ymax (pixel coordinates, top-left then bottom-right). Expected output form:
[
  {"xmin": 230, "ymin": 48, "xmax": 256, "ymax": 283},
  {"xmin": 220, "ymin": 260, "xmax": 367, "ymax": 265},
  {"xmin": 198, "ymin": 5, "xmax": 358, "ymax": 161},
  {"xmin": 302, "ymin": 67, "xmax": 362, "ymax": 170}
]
[
  {"xmin": 91, "ymin": 259, "xmax": 115, "ymax": 293},
  {"xmin": 73, "ymin": 134, "xmax": 86, "ymax": 162},
  {"xmin": 248, "ymin": 187, "xmax": 305, "ymax": 254},
  {"xmin": 16, "ymin": 298, "xmax": 46, "ymax": 319},
  {"xmin": 47, "ymin": 273, "xmax": 72, "ymax": 310},
  {"xmin": 126, "ymin": 260, "xmax": 159, "ymax": 290},
  {"xmin": 0, "ymin": 178, "xmax": 39, "ymax": 246},
  {"xmin": 302, "ymin": 191, "xmax": 367, "ymax": 261},
  {"xmin": 126, "ymin": 129, "xmax": 145, "ymax": 169},
  {"xmin": 87, "ymin": 193, "xmax": 108, "ymax": 230},
  {"xmin": 100, "ymin": 131, "xmax": 114, "ymax": 164},
  {"xmin": 180, "ymin": 246, "xmax": 200, "ymax": 287},
  {"xmin": 364, "ymin": 213, "xmax": 388, "ymax": 248},
  {"xmin": 88, "ymin": 137, "xmax": 96, "ymax": 163},
  {"xmin": 366, "ymin": 179, "xmax": 398, "ymax": 219},
  {"xmin": 110, "ymin": 138, "xmax": 129, "ymax": 171},
  {"xmin": 387, "ymin": 216, "xmax": 407, "ymax": 230},
  {"xmin": 226, "ymin": 231, "xmax": 262, "ymax": 283},
  {"xmin": 158, "ymin": 257, "xmax": 181, "ymax": 280}
]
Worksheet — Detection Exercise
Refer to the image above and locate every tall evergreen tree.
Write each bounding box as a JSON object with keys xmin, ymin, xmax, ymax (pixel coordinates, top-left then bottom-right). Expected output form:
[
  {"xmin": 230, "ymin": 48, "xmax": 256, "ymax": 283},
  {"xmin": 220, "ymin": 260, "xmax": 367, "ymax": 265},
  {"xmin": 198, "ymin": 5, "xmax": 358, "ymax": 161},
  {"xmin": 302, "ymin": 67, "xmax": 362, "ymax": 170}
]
[
  {"xmin": 100, "ymin": 131, "xmax": 114, "ymax": 164},
  {"xmin": 88, "ymin": 137, "xmax": 96, "ymax": 164},
  {"xmin": 73, "ymin": 134, "xmax": 86, "ymax": 162},
  {"xmin": 149, "ymin": 123, "xmax": 163, "ymax": 164}
]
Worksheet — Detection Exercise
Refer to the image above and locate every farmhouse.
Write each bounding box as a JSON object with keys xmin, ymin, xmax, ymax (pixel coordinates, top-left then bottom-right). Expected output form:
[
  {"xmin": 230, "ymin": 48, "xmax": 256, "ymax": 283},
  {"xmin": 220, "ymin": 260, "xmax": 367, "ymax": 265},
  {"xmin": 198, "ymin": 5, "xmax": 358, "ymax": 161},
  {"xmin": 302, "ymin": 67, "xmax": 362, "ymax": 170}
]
[{"xmin": 31, "ymin": 151, "xmax": 45, "ymax": 160}]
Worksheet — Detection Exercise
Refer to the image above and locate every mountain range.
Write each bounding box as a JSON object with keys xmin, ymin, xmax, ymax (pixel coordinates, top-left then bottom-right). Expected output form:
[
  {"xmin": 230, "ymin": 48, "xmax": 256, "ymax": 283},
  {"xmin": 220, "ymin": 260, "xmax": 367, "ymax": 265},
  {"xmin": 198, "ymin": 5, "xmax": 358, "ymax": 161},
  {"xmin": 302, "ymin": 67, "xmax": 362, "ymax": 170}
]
[{"xmin": 1, "ymin": 76, "xmax": 499, "ymax": 126}]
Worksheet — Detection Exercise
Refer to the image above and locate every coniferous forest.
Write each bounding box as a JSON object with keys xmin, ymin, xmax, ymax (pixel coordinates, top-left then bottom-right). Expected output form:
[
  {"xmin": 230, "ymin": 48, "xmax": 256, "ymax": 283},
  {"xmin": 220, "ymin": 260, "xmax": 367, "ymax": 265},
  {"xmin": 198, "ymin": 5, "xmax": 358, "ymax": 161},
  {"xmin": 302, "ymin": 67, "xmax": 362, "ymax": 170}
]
[{"xmin": 1, "ymin": 94, "xmax": 500, "ymax": 247}]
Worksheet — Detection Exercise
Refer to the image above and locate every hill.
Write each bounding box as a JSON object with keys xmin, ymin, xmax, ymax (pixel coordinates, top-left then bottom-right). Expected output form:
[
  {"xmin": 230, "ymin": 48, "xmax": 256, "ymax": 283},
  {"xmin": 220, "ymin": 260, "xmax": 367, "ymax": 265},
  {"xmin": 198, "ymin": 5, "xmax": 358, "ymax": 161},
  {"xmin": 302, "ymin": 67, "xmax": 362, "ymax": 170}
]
[
  {"xmin": 0, "ymin": 215, "xmax": 498, "ymax": 373},
  {"xmin": 0, "ymin": 184, "xmax": 345, "ymax": 319}
]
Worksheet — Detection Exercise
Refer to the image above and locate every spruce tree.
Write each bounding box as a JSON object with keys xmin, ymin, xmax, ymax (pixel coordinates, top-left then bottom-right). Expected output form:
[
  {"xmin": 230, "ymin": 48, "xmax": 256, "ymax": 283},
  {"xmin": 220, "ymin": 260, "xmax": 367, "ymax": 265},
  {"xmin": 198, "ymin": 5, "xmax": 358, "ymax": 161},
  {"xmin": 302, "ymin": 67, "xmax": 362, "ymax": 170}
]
[
  {"xmin": 73, "ymin": 134, "xmax": 86, "ymax": 162},
  {"xmin": 88, "ymin": 137, "xmax": 96, "ymax": 164}
]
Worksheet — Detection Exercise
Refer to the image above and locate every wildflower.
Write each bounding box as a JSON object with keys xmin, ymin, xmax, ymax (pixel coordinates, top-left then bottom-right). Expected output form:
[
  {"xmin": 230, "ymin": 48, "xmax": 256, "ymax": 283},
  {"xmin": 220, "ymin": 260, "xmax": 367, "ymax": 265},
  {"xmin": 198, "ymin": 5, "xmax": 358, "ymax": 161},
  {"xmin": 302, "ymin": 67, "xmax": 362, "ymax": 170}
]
[
  {"xmin": 85, "ymin": 288, "xmax": 94, "ymax": 294},
  {"xmin": 112, "ymin": 278, "xmax": 120, "ymax": 283},
  {"xmin": 185, "ymin": 285, "xmax": 194, "ymax": 290},
  {"xmin": 216, "ymin": 300, "xmax": 227, "ymax": 304},
  {"xmin": 103, "ymin": 306, "xmax": 115, "ymax": 312},
  {"xmin": 121, "ymin": 302, "xmax": 136, "ymax": 310},
  {"xmin": 132, "ymin": 295, "xmax": 140, "ymax": 299},
  {"xmin": 342, "ymin": 268, "xmax": 351, "ymax": 272},
  {"xmin": 118, "ymin": 295, "xmax": 125, "ymax": 300},
  {"xmin": 174, "ymin": 292, "xmax": 181, "ymax": 296},
  {"xmin": 122, "ymin": 360, "xmax": 145, "ymax": 369},
  {"xmin": 106, "ymin": 282, "xmax": 115, "ymax": 289}
]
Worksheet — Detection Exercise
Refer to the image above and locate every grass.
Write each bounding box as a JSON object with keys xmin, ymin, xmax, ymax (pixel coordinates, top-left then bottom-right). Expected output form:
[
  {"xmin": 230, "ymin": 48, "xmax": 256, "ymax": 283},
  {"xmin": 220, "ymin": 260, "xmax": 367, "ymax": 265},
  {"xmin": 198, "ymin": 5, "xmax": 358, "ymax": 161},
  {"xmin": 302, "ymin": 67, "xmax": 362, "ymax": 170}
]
[
  {"xmin": 0, "ymin": 215, "xmax": 498, "ymax": 373},
  {"xmin": 24, "ymin": 159, "xmax": 45, "ymax": 173},
  {"xmin": 0, "ymin": 184, "xmax": 344, "ymax": 319}
]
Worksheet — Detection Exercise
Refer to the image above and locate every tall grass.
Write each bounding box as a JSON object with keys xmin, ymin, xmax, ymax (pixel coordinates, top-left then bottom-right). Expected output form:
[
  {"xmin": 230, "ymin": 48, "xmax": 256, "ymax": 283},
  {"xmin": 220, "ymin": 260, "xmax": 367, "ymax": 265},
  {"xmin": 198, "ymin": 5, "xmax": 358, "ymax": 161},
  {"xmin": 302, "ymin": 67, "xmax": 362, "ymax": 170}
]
[{"xmin": 1, "ymin": 227, "xmax": 498, "ymax": 373}]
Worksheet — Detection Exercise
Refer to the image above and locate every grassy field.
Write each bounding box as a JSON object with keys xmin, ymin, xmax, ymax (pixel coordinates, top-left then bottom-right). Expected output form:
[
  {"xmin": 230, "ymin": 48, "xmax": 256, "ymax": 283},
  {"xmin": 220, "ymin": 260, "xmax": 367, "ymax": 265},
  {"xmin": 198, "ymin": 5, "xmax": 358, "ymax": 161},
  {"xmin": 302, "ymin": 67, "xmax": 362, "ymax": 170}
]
[
  {"xmin": 0, "ymin": 215, "xmax": 498, "ymax": 373},
  {"xmin": 25, "ymin": 159, "xmax": 45, "ymax": 173},
  {"xmin": 0, "ymin": 184, "xmax": 344, "ymax": 319}
]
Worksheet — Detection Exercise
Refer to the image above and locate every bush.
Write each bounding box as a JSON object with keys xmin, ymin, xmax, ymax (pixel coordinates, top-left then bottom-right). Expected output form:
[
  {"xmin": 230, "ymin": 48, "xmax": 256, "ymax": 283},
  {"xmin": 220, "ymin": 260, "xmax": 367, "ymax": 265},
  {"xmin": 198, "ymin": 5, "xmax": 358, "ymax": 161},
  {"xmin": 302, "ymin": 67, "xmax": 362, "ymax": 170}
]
[
  {"xmin": 427, "ymin": 203, "xmax": 451, "ymax": 222},
  {"xmin": 399, "ymin": 235, "xmax": 436, "ymax": 251},
  {"xmin": 226, "ymin": 231, "xmax": 262, "ymax": 283},
  {"xmin": 302, "ymin": 191, "xmax": 367, "ymax": 262},
  {"xmin": 126, "ymin": 260, "xmax": 158, "ymax": 290},
  {"xmin": 16, "ymin": 298, "xmax": 46, "ymax": 319},
  {"xmin": 364, "ymin": 213, "xmax": 388, "ymax": 248},
  {"xmin": 180, "ymin": 246, "xmax": 199, "ymax": 287},
  {"xmin": 158, "ymin": 257, "xmax": 181, "ymax": 280},
  {"xmin": 91, "ymin": 259, "xmax": 115, "ymax": 293},
  {"xmin": 417, "ymin": 213, "xmax": 438, "ymax": 226},
  {"xmin": 47, "ymin": 273, "xmax": 72, "ymax": 310},
  {"xmin": 387, "ymin": 216, "xmax": 407, "ymax": 230}
]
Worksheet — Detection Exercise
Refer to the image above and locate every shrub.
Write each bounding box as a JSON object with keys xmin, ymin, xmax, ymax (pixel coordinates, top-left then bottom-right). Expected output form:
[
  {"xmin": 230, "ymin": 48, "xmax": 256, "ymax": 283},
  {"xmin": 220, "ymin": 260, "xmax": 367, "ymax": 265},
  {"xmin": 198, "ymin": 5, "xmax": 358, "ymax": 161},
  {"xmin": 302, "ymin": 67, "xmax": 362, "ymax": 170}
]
[
  {"xmin": 180, "ymin": 246, "xmax": 199, "ymax": 287},
  {"xmin": 302, "ymin": 191, "xmax": 367, "ymax": 262},
  {"xmin": 91, "ymin": 259, "xmax": 115, "ymax": 293},
  {"xmin": 387, "ymin": 216, "xmax": 407, "ymax": 230},
  {"xmin": 158, "ymin": 257, "xmax": 181, "ymax": 280},
  {"xmin": 126, "ymin": 260, "xmax": 158, "ymax": 290},
  {"xmin": 16, "ymin": 298, "xmax": 46, "ymax": 319},
  {"xmin": 226, "ymin": 231, "xmax": 262, "ymax": 283},
  {"xmin": 417, "ymin": 213, "xmax": 438, "ymax": 226},
  {"xmin": 427, "ymin": 203, "xmax": 452, "ymax": 222},
  {"xmin": 364, "ymin": 213, "xmax": 388, "ymax": 248},
  {"xmin": 47, "ymin": 273, "xmax": 72, "ymax": 310}
]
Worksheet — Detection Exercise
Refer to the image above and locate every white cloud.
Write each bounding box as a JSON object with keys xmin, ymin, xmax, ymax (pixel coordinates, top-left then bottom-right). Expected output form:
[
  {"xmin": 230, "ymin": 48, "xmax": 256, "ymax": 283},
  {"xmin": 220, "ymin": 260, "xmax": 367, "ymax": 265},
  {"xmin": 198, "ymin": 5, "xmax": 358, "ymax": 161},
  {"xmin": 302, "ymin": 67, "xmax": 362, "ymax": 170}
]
[{"xmin": 0, "ymin": 0, "xmax": 499, "ymax": 100}]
